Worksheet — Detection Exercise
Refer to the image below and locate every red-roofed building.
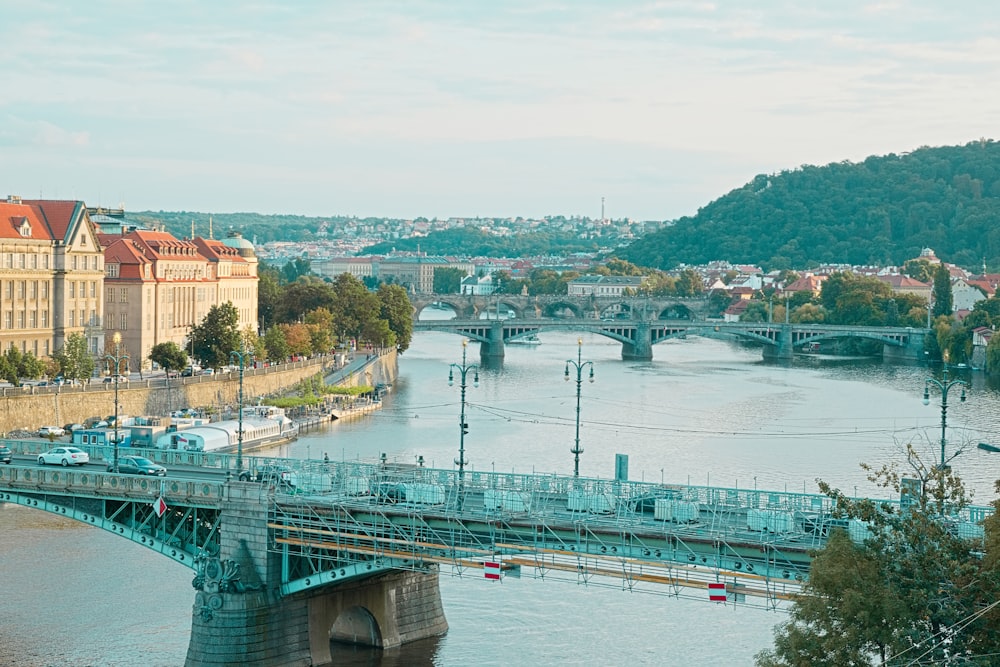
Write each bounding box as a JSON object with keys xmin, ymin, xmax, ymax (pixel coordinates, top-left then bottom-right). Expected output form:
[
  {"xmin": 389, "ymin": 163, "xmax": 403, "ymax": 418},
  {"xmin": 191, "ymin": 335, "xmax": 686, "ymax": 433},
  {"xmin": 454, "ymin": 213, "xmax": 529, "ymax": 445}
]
[
  {"xmin": 0, "ymin": 195, "xmax": 105, "ymax": 358},
  {"xmin": 100, "ymin": 229, "xmax": 258, "ymax": 371},
  {"xmin": 874, "ymin": 274, "xmax": 932, "ymax": 300}
]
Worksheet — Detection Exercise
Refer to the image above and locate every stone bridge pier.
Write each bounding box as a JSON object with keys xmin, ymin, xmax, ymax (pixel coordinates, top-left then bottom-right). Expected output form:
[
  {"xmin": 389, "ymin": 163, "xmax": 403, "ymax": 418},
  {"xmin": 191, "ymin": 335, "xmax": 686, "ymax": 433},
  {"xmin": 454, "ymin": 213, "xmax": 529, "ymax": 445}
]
[{"xmin": 185, "ymin": 485, "xmax": 448, "ymax": 666}]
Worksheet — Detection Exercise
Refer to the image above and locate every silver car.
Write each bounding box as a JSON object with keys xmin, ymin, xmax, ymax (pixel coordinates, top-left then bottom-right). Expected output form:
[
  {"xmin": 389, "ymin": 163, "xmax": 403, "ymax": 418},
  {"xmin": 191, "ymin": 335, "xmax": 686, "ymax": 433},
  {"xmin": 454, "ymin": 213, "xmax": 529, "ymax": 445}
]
[{"xmin": 38, "ymin": 446, "xmax": 90, "ymax": 467}]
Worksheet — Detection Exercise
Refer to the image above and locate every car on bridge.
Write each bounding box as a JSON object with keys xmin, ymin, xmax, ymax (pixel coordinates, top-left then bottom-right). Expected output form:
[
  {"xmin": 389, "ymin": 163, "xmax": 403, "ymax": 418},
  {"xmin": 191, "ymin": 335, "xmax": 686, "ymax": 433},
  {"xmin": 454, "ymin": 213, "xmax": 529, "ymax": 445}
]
[
  {"xmin": 0, "ymin": 445, "xmax": 11, "ymax": 464},
  {"xmin": 239, "ymin": 463, "xmax": 296, "ymax": 487},
  {"xmin": 109, "ymin": 455, "xmax": 166, "ymax": 476},
  {"xmin": 38, "ymin": 446, "xmax": 89, "ymax": 466}
]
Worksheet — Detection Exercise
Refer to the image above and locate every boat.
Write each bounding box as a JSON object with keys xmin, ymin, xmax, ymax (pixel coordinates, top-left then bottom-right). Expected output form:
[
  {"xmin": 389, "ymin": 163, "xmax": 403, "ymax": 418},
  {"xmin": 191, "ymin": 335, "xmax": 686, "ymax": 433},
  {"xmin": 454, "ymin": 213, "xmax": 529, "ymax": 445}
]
[
  {"xmin": 154, "ymin": 405, "xmax": 299, "ymax": 453},
  {"xmin": 509, "ymin": 335, "xmax": 541, "ymax": 346},
  {"xmin": 977, "ymin": 442, "xmax": 1000, "ymax": 453}
]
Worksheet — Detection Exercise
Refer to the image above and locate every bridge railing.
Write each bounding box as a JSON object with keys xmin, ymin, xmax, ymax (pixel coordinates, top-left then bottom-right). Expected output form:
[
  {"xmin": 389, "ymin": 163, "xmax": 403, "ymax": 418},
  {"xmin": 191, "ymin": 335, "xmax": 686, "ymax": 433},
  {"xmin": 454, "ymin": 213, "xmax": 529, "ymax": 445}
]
[{"xmin": 0, "ymin": 463, "xmax": 225, "ymax": 504}]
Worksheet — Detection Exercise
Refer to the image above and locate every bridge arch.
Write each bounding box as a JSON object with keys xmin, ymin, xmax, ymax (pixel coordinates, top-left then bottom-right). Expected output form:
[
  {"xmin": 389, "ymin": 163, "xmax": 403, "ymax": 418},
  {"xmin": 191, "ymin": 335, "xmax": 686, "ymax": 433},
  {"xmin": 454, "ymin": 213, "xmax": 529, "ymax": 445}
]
[{"xmin": 329, "ymin": 605, "xmax": 383, "ymax": 647}]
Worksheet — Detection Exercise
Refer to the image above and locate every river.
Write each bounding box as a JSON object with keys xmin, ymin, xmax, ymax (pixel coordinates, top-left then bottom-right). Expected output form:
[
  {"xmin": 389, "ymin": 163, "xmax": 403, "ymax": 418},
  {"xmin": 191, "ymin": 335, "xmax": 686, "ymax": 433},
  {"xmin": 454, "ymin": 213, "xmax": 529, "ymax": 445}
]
[{"xmin": 2, "ymin": 330, "xmax": 999, "ymax": 666}]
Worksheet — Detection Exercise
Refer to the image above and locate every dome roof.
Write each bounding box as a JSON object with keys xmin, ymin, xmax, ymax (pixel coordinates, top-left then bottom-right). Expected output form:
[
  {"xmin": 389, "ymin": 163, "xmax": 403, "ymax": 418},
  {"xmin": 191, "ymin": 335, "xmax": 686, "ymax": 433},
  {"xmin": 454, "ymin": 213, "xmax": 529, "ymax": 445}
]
[{"xmin": 222, "ymin": 232, "xmax": 255, "ymax": 257}]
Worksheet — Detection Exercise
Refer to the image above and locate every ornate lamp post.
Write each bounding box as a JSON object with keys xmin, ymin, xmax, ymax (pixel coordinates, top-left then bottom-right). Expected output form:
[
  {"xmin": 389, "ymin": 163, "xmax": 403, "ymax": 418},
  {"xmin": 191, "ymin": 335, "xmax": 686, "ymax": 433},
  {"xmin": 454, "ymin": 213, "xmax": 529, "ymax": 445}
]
[
  {"xmin": 923, "ymin": 366, "xmax": 967, "ymax": 470},
  {"xmin": 448, "ymin": 339, "xmax": 479, "ymax": 480},
  {"xmin": 104, "ymin": 332, "xmax": 129, "ymax": 474},
  {"xmin": 230, "ymin": 340, "xmax": 254, "ymax": 474},
  {"xmin": 565, "ymin": 338, "xmax": 594, "ymax": 477}
]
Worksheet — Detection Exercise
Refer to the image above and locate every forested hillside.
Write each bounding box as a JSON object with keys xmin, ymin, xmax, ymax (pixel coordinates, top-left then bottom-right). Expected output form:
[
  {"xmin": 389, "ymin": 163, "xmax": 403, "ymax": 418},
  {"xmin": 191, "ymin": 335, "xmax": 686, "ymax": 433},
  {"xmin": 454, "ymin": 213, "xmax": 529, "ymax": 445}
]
[{"xmin": 620, "ymin": 140, "xmax": 1000, "ymax": 271}]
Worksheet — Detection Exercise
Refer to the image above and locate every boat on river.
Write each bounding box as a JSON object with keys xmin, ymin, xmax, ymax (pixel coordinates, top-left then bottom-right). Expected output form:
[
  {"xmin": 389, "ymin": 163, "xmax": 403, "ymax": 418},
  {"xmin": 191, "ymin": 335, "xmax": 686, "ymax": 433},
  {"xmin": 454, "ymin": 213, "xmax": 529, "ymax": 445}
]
[
  {"xmin": 154, "ymin": 405, "xmax": 298, "ymax": 453},
  {"xmin": 509, "ymin": 335, "xmax": 541, "ymax": 346},
  {"xmin": 978, "ymin": 442, "xmax": 1000, "ymax": 453}
]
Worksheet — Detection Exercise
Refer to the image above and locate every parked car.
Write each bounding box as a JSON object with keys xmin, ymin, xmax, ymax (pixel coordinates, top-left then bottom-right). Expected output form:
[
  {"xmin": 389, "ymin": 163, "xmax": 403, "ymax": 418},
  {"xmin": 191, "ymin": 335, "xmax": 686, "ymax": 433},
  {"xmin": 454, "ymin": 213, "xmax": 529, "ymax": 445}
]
[
  {"xmin": 103, "ymin": 375, "xmax": 129, "ymax": 385},
  {"xmin": 62, "ymin": 423, "xmax": 85, "ymax": 434},
  {"xmin": 38, "ymin": 425, "xmax": 66, "ymax": 437},
  {"xmin": 200, "ymin": 368, "xmax": 215, "ymax": 376},
  {"xmin": 0, "ymin": 445, "xmax": 11, "ymax": 464},
  {"xmin": 109, "ymin": 455, "xmax": 166, "ymax": 476},
  {"xmin": 38, "ymin": 446, "xmax": 89, "ymax": 466}
]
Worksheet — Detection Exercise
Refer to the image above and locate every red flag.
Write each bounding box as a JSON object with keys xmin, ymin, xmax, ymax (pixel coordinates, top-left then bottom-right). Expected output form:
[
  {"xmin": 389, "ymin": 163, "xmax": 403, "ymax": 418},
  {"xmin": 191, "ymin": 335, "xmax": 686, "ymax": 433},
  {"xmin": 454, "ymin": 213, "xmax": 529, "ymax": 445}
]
[{"xmin": 708, "ymin": 582, "xmax": 726, "ymax": 602}]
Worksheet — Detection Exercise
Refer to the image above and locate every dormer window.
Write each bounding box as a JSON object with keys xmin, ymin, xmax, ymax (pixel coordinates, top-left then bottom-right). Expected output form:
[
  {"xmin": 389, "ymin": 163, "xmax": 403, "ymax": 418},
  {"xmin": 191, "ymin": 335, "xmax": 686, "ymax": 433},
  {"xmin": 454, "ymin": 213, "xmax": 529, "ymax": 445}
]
[{"xmin": 17, "ymin": 218, "xmax": 31, "ymax": 237}]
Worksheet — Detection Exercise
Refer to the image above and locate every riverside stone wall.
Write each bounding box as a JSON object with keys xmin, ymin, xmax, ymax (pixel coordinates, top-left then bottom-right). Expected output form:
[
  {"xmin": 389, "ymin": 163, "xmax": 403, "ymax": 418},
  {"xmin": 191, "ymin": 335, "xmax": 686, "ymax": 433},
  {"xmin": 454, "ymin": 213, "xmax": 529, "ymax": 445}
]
[{"xmin": 0, "ymin": 350, "xmax": 398, "ymax": 434}]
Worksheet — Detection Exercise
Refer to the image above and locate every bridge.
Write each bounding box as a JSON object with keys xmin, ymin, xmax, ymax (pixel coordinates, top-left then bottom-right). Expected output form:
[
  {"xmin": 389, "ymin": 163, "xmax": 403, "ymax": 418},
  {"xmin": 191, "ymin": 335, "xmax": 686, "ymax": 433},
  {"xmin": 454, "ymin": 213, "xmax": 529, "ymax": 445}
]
[
  {"xmin": 410, "ymin": 293, "xmax": 713, "ymax": 321},
  {"xmin": 413, "ymin": 318, "xmax": 929, "ymax": 362},
  {"xmin": 0, "ymin": 438, "xmax": 987, "ymax": 666}
]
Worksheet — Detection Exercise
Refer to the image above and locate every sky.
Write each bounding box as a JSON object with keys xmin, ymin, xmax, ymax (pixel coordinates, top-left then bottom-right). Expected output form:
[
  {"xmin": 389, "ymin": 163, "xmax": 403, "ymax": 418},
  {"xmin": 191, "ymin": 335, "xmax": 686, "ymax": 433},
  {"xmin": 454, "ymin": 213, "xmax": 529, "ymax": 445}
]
[{"xmin": 2, "ymin": 1, "xmax": 998, "ymax": 222}]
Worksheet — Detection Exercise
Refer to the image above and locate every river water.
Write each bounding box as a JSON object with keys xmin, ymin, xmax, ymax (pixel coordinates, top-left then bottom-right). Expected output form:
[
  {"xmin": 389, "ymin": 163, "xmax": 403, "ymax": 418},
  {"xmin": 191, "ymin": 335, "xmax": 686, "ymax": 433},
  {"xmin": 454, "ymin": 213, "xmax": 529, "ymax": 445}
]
[{"xmin": 3, "ymin": 330, "xmax": 999, "ymax": 666}]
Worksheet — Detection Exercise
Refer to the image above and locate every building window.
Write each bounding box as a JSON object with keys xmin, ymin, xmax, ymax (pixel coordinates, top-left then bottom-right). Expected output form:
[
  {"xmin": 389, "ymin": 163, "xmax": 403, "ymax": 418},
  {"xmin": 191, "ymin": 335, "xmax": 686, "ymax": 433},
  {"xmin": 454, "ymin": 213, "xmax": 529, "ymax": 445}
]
[
  {"xmin": 18, "ymin": 311, "xmax": 25, "ymax": 328},
  {"xmin": 43, "ymin": 255, "xmax": 48, "ymax": 269},
  {"xmin": 107, "ymin": 288, "xmax": 115, "ymax": 303},
  {"xmin": 3, "ymin": 312, "xmax": 11, "ymax": 329},
  {"xmin": 120, "ymin": 288, "xmax": 128, "ymax": 303},
  {"xmin": 3, "ymin": 281, "xmax": 10, "ymax": 299},
  {"xmin": 120, "ymin": 313, "xmax": 127, "ymax": 330},
  {"xmin": 41, "ymin": 310, "xmax": 48, "ymax": 327},
  {"xmin": 90, "ymin": 309, "xmax": 96, "ymax": 326},
  {"xmin": 29, "ymin": 311, "xmax": 36, "ymax": 328},
  {"xmin": 41, "ymin": 282, "xmax": 48, "ymax": 299},
  {"xmin": 30, "ymin": 254, "xmax": 37, "ymax": 268},
  {"xmin": 69, "ymin": 311, "xmax": 75, "ymax": 326},
  {"xmin": 72, "ymin": 256, "xmax": 78, "ymax": 270},
  {"xmin": 90, "ymin": 281, "xmax": 96, "ymax": 298},
  {"xmin": 104, "ymin": 312, "xmax": 112, "ymax": 329},
  {"xmin": 80, "ymin": 310, "xmax": 85, "ymax": 327},
  {"xmin": 106, "ymin": 263, "xmax": 119, "ymax": 278},
  {"xmin": 69, "ymin": 282, "xmax": 76, "ymax": 298},
  {"xmin": 29, "ymin": 282, "xmax": 36, "ymax": 300},
  {"xmin": 17, "ymin": 281, "xmax": 25, "ymax": 299}
]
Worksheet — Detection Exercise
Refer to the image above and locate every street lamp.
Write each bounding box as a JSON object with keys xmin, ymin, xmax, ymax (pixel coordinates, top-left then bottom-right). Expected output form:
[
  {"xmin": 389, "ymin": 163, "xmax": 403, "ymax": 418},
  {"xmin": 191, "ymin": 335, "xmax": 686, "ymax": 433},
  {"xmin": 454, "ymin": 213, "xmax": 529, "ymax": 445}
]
[
  {"xmin": 923, "ymin": 367, "xmax": 967, "ymax": 470},
  {"xmin": 230, "ymin": 340, "xmax": 254, "ymax": 474},
  {"xmin": 448, "ymin": 339, "xmax": 479, "ymax": 480},
  {"xmin": 565, "ymin": 338, "xmax": 594, "ymax": 477},
  {"xmin": 104, "ymin": 332, "xmax": 129, "ymax": 473}
]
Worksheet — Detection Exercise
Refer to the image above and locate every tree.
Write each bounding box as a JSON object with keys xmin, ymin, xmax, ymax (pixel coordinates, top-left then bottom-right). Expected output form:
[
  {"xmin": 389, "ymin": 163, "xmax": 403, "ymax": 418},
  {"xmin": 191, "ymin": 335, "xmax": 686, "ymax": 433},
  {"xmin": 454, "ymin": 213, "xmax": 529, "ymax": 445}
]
[
  {"xmin": 932, "ymin": 263, "xmax": 954, "ymax": 318},
  {"xmin": 433, "ymin": 267, "xmax": 466, "ymax": 294},
  {"xmin": 279, "ymin": 277, "xmax": 336, "ymax": 324},
  {"xmin": 280, "ymin": 257, "xmax": 312, "ymax": 283},
  {"xmin": 303, "ymin": 308, "xmax": 335, "ymax": 354},
  {"xmin": 189, "ymin": 302, "xmax": 241, "ymax": 369},
  {"xmin": 757, "ymin": 453, "xmax": 1000, "ymax": 666},
  {"xmin": 53, "ymin": 333, "xmax": 95, "ymax": 382},
  {"xmin": 262, "ymin": 326, "xmax": 290, "ymax": 362},
  {"xmin": 328, "ymin": 273, "xmax": 381, "ymax": 341},
  {"xmin": 675, "ymin": 269, "xmax": 704, "ymax": 297},
  {"xmin": 149, "ymin": 341, "xmax": 188, "ymax": 412},
  {"xmin": 986, "ymin": 332, "xmax": 1000, "ymax": 374},
  {"xmin": 378, "ymin": 284, "xmax": 413, "ymax": 353},
  {"xmin": 257, "ymin": 267, "xmax": 282, "ymax": 330},
  {"xmin": 148, "ymin": 342, "xmax": 189, "ymax": 374}
]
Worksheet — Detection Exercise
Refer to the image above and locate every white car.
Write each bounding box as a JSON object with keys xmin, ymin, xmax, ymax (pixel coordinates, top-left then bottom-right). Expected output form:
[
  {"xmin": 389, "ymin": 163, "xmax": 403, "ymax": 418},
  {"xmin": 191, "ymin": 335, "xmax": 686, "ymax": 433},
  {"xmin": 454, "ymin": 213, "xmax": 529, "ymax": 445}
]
[
  {"xmin": 37, "ymin": 425, "xmax": 66, "ymax": 437},
  {"xmin": 38, "ymin": 446, "xmax": 89, "ymax": 467}
]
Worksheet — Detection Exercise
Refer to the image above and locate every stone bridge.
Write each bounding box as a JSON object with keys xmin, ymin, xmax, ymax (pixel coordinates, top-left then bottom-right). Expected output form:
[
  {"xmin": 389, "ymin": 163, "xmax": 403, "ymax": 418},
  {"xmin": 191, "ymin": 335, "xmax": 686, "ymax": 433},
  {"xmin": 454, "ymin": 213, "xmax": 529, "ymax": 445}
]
[
  {"xmin": 412, "ymin": 319, "xmax": 930, "ymax": 362},
  {"xmin": 410, "ymin": 293, "xmax": 713, "ymax": 321}
]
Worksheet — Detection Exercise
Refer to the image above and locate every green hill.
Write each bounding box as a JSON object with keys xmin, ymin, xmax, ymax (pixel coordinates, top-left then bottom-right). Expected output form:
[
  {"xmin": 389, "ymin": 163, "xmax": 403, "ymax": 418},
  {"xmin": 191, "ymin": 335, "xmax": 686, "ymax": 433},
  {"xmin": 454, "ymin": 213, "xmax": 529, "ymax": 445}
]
[{"xmin": 619, "ymin": 139, "xmax": 1000, "ymax": 272}]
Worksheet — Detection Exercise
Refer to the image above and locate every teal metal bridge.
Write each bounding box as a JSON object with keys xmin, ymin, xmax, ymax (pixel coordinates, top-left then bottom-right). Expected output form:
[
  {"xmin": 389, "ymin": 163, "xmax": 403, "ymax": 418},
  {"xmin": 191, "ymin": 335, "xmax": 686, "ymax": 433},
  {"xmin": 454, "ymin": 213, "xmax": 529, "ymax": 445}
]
[
  {"xmin": 413, "ymin": 318, "xmax": 928, "ymax": 362},
  {"xmin": 0, "ymin": 438, "xmax": 989, "ymax": 611}
]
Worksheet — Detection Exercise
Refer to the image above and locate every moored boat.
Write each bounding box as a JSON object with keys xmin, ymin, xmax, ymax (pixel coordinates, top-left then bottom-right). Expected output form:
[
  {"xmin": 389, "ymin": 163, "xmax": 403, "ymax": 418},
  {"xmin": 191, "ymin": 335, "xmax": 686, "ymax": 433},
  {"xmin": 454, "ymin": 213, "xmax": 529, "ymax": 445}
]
[
  {"xmin": 154, "ymin": 405, "xmax": 298, "ymax": 453},
  {"xmin": 977, "ymin": 442, "xmax": 1000, "ymax": 453}
]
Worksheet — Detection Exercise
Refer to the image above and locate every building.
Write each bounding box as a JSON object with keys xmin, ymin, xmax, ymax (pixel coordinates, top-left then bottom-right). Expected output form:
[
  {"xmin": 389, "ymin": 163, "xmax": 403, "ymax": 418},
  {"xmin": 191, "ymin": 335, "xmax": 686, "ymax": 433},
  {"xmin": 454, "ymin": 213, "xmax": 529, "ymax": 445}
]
[
  {"xmin": 566, "ymin": 275, "xmax": 645, "ymax": 297},
  {"xmin": 874, "ymin": 274, "xmax": 932, "ymax": 300},
  {"xmin": 377, "ymin": 256, "xmax": 473, "ymax": 294},
  {"xmin": 0, "ymin": 196, "xmax": 105, "ymax": 358},
  {"xmin": 101, "ymin": 229, "xmax": 258, "ymax": 371},
  {"xmin": 312, "ymin": 256, "xmax": 377, "ymax": 281}
]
